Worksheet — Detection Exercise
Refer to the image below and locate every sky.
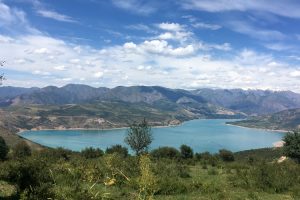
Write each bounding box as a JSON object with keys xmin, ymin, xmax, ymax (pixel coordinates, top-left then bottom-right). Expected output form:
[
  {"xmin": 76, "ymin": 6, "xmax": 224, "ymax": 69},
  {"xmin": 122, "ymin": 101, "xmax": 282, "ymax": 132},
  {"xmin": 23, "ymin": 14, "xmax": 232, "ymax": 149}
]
[{"xmin": 1, "ymin": 0, "xmax": 300, "ymax": 91}]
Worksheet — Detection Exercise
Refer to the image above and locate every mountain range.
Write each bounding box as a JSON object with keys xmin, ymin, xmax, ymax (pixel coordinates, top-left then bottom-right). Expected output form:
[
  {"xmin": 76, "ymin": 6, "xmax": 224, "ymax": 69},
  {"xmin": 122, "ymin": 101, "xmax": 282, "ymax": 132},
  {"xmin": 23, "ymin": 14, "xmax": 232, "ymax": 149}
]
[
  {"xmin": 1, "ymin": 84, "xmax": 300, "ymax": 131},
  {"xmin": 2, "ymin": 84, "xmax": 300, "ymax": 114}
]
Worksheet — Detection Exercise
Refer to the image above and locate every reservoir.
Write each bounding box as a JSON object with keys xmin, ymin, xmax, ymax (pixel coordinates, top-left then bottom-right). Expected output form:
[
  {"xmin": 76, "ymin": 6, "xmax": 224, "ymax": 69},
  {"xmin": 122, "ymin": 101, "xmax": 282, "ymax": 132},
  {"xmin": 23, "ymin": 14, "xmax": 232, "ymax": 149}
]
[{"xmin": 20, "ymin": 119, "xmax": 285, "ymax": 153}]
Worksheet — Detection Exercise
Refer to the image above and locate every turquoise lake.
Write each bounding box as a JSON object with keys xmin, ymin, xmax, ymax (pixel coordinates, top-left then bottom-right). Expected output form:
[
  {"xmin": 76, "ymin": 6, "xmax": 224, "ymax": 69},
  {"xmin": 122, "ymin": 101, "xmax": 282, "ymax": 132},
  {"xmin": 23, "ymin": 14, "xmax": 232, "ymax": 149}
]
[{"xmin": 20, "ymin": 119, "xmax": 285, "ymax": 153}]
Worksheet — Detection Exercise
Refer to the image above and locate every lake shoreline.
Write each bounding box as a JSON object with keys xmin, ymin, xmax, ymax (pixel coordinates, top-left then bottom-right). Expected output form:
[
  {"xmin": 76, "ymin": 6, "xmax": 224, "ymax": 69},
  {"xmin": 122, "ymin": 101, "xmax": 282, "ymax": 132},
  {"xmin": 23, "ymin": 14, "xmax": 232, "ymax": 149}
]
[
  {"xmin": 17, "ymin": 118, "xmax": 288, "ymax": 135},
  {"xmin": 17, "ymin": 122, "xmax": 183, "ymax": 135},
  {"xmin": 225, "ymin": 123, "xmax": 289, "ymax": 133}
]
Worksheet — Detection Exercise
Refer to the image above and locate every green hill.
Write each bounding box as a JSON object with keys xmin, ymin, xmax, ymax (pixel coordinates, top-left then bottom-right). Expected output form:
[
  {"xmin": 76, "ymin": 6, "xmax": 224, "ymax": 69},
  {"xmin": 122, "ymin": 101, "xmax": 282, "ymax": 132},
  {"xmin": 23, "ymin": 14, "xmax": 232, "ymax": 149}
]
[{"xmin": 227, "ymin": 108, "xmax": 300, "ymax": 131}]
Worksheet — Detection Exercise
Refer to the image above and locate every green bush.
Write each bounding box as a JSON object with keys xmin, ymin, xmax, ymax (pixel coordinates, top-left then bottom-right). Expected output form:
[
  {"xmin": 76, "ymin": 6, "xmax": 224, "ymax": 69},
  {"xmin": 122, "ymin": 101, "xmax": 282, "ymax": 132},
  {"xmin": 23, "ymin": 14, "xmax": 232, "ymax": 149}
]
[
  {"xmin": 150, "ymin": 147, "xmax": 180, "ymax": 159},
  {"xmin": 81, "ymin": 147, "xmax": 103, "ymax": 159},
  {"xmin": 13, "ymin": 142, "xmax": 31, "ymax": 159},
  {"xmin": 283, "ymin": 131, "xmax": 300, "ymax": 163},
  {"xmin": 0, "ymin": 136, "xmax": 9, "ymax": 161},
  {"xmin": 252, "ymin": 161, "xmax": 299, "ymax": 193},
  {"xmin": 0, "ymin": 158, "xmax": 54, "ymax": 199},
  {"xmin": 39, "ymin": 147, "xmax": 74, "ymax": 161},
  {"xmin": 219, "ymin": 149, "xmax": 235, "ymax": 162},
  {"xmin": 180, "ymin": 145, "xmax": 193, "ymax": 159},
  {"xmin": 105, "ymin": 144, "xmax": 129, "ymax": 157}
]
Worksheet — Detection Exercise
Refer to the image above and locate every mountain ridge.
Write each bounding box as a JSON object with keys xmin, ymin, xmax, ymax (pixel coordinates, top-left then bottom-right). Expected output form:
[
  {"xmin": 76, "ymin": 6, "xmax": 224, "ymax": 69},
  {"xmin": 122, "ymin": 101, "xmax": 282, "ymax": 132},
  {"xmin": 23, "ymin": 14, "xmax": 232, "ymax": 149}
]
[{"xmin": 1, "ymin": 84, "xmax": 300, "ymax": 115}]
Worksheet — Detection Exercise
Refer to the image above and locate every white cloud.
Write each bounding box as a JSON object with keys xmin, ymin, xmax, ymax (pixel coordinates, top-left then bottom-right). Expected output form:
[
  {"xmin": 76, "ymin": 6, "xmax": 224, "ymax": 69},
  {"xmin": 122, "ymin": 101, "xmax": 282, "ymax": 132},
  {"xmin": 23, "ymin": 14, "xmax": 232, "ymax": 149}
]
[
  {"xmin": 155, "ymin": 22, "xmax": 192, "ymax": 42},
  {"xmin": 141, "ymin": 40, "xmax": 196, "ymax": 56},
  {"xmin": 228, "ymin": 20, "xmax": 285, "ymax": 41},
  {"xmin": 264, "ymin": 43, "xmax": 297, "ymax": 51},
  {"xmin": 37, "ymin": 9, "xmax": 77, "ymax": 23},
  {"xmin": 157, "ymin": 22, "xmax": 184, "ymax": 32},
  {"xmin": 290, "ymin": 70, "xmax": 300, "ymax": 77},
  {"xmin": 157, "ymin": 31, "xmax": 192, "ymax": 41},
  {"xmin": 0, "ymin": 1, "xmax": 39, "ymax": 34},
  {"xmin": 34, "ymin": 47, "xmax": 49, "ymax": 54},
  {"xmin": 32, "ymin": 70, "xmax": 51, "ymax": 76},
  {"xmin": 94, "ymin": 72, "xmax": 104, "ymax": 78},
  {"xmin": 126, "ymin": 24, "xmax": 157, "ymax": 34},
  {"xmin": 111, "ymin": 0, "xmax": 155, "ymax": 15},
  {"xmin": 137, "ymin": 65, "xmax": 152, "ymax": 70},
  {"xmin": 198, "ymin": 42, "xmax": 231, "ymax": 51},
  {"xmin": 192, "ymin": 22, "xmax": 222, "ymax": 30},
  {"xmin": 1, "ymin": 33, "xmax": 299, "ymax": 92},
  {"xmin": 181, "ymin": 0, "xmax": 300, "ymax": 19},
  {"xmin": 54, "ymin": 65, "xmax": 66, "ymax": 71}
]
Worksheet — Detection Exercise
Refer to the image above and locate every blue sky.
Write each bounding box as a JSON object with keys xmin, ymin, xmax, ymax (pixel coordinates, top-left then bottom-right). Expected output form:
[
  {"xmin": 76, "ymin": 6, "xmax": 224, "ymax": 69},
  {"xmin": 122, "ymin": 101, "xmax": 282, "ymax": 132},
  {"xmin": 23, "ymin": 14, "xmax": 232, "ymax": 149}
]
[{"xmin": 1, "ymin": 0, "xmax": 300, "ymax": 91}]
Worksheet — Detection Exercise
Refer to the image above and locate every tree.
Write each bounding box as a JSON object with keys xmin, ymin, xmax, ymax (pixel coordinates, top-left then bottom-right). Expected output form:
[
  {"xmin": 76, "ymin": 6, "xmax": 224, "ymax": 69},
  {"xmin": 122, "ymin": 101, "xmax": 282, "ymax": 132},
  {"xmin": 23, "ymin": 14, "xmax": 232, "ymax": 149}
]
[
  {"xmin": 0, "ymin": 136, "xmax": 9, "ymax": 160},
  {"xmin": 283, "ymin": 130, "xmax": 300, "ymax": 163},
  {"xmin": 124, "ymin": 119, "xmax": 153, "ymax": 155},
  {"xmin": 219, "ymin": 149, "xmax": 235, "ymax": 162},
  {"xmin": 13, "ymin": 141, "xmax": 31, "ymax": 158},
  {"xmin": 106, "ymin": 144, "xmax": 128, "ymax": 157},
  {"xmin": 0, "ymin": 60, "xmax": 5, "ymax": 85},
  {"xmin": 180, "ymin": 144, "xmax": 193, "ymax": 159}
]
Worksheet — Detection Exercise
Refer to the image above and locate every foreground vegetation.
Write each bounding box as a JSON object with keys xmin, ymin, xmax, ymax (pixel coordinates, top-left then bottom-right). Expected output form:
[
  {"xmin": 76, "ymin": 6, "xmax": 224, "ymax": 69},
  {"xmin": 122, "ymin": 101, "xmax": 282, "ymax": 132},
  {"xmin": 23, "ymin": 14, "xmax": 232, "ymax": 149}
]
[
  {"xmin": 0, "ymin": 142, "xmax": 300, "ymax": 199},
  {"xmin": 1, "ymin": 120, "xmax": 300, "ymax": 199}
]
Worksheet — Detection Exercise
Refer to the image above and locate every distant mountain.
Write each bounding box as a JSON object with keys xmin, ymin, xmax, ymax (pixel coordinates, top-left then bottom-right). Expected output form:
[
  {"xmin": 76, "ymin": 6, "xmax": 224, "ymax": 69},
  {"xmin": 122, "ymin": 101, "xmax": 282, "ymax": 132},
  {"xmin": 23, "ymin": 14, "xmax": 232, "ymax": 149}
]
[
  {"xmin": 0, "ymin": 86, "xmax": 39, "ymax": 106},
  {"xmin": 8, "ymin": 84, "xmax": 109, "ymax": 105},
  {"xmin": 227, "ymin": 108, "xmax": 300, "ymax": 131},
  {"xmin": 193, "ymin": 89, "xmax": 300, "ymax": 115},
  {"xmin": 1, "ymin": 84, "xmax": 300, "ymax": 117}
]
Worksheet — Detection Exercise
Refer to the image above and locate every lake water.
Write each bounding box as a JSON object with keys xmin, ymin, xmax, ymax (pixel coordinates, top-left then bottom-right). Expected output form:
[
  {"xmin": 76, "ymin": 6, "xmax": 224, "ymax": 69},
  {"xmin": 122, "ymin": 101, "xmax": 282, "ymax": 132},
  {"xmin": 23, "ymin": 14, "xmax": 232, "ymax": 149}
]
[{"xmin": 20, "ymin": 119, "xmax": 285, "ymax": 153}]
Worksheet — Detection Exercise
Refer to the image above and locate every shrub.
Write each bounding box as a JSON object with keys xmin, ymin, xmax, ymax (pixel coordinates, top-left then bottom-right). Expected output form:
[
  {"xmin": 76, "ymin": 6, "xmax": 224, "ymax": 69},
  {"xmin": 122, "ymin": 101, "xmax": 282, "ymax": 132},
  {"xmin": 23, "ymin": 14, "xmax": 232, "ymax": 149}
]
[
  {"xmin": 81, "ymin": 147, "xmax": 103, "ymax": 159},
  {"xmin": 106, "ymin": 144, "xmax": 128, "ymax": 157},
  {"xmin": 0, "ymin": 158, "xmax": 54, "ymax": 199},
  {"xmin": 151, "ymin": 147, "xmax": 180, "ymax": 159},
  {"xmin": 0, "ymin": 136, "xmax": 9, "ymax": 161},
  {"xmin": 283, "ymin": 131, "xmax": 300, "ymax": 163},
  {"xmin": 13, "ymin": 141, "xmax": 31, "ymax": 159},
  {"xmin": 39, "ymin": 147, "xmax": 74, "ymax": 161},
  {"xmin": 219, "ymin": 149, "xmax": 235, "ymax": 162},
  {"xmin": 180, "ymin": 145, "xmax": 193, "ymax": 159}
]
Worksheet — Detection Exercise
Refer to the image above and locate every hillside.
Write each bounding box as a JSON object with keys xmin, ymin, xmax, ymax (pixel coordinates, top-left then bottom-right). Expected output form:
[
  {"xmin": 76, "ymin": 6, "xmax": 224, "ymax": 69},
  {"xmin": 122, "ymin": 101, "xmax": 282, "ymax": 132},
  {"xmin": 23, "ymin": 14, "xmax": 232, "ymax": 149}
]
[
  {"xmin": 227, "ymin": 108, "xmax": 300, "ymax": 131},
  {"xmin": 193, "ymin": 88, "xmax": 300, "ymax": 115}
]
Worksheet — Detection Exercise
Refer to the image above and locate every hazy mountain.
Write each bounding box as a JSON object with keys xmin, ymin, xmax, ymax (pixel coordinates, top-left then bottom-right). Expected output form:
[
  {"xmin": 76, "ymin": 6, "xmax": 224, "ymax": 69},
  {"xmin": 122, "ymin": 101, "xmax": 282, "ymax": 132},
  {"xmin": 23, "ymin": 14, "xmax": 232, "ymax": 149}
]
[
  {"xmin": 193, "ymin": 89, "xmax": 300, "ymax": 115},
  {"xmin": 0, "ymin": 86, "xmax": 39, "ymax": 106},
  {"xmin": 1, "ymin": 84, "xmax": 300, "ymax": 117},
  {"xmin": 9, "ymin": 84, "xmax": 109, "ymax": 105},
  {"xmin": 227, "ymin": 108, "xmax": 300, "ymax": 131}
]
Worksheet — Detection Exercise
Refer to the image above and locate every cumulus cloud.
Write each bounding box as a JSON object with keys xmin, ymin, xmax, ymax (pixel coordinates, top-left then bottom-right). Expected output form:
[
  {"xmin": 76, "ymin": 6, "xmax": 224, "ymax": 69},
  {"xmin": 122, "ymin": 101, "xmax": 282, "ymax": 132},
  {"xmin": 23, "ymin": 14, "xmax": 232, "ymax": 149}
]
[
  {"xmin": 1, "ymin": 2, "xmax": 300, "ymax": 92},
  {"xmin": 157, "ymin": 22, "xmax": 184, "ymax": 32}
]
